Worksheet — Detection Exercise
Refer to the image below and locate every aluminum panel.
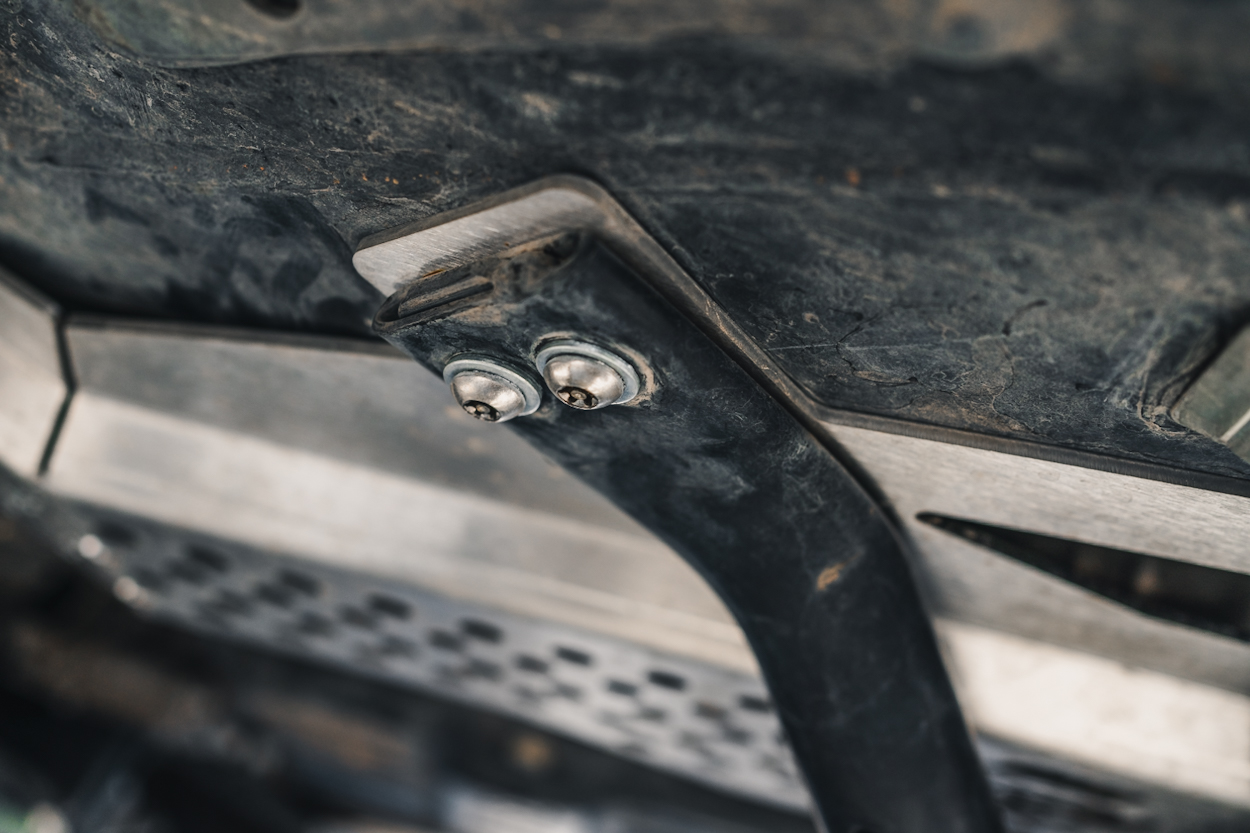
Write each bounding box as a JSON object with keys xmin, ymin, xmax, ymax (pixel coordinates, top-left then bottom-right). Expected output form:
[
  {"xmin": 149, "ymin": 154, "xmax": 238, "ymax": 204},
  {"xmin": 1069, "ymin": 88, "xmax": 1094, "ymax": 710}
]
[{"xmin": 0, "ymin": 269, "xmax": 66, "ymax": 478}]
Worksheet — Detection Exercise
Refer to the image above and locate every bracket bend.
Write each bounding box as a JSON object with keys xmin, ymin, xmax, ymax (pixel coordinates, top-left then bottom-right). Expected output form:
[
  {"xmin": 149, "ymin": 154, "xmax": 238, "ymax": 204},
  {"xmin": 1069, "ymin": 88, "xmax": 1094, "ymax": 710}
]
[{"xmin": 356, "ymin": 177, "xmax": 1003, "ymax": 833}]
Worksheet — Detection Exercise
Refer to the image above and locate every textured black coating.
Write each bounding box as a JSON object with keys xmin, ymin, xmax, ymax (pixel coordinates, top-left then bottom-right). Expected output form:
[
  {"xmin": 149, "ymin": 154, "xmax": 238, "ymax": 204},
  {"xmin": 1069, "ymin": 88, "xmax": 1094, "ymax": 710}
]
[
  {"xmin": 378, "ymin": 237, "xmax": 1003, "ymax": 833},
  {"xmin": 5, "ymin": 0, "xmax": 1250, "ymax": 482}
]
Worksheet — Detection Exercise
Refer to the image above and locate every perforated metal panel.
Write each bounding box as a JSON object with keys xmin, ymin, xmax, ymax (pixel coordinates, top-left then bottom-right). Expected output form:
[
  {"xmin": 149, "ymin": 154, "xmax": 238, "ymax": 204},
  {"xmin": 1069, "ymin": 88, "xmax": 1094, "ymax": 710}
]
[{"xmin": 61, "ymin": 503, "xmax": 807, "ymax": 811}]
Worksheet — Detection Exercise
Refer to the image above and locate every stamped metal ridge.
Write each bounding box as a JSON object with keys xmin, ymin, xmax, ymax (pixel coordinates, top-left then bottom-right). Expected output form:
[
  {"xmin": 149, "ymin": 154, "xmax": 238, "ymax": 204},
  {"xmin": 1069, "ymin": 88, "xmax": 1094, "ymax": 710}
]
[
  {"xmin": 351, "ymin": 175, "xmax": 899, "ymax": 505},
  {"xmin": 352, "ymin": 175, "xmax": 1250, "ymax": 504}
]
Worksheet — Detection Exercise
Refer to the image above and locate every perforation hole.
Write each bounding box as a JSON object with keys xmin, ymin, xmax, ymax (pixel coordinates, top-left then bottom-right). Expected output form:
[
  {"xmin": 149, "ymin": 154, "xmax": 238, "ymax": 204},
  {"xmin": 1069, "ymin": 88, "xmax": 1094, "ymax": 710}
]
[
  {"xmin": 516, "ymin": 655, "xmax": 548, "ymax": 673},
  {"xmin": 209, "ymin": 589, "xmax": 252, "ymax": 616},
  {"xmin": 462, "ymin": 619, "xmax": 502, "ymax": 643},
  {"xmin": 256, "ymin": 583, "xmax": 295, "ymax": 608},
  {"xmin": 429, "ymin": 630, "xmax": 462, "ymax": 651},
  {"xmin": 168, "ymin": 561, "xmax": 209, "ymax": 585},
  {"xmin": 555, "ymin": 646, "xmax": 592, "ymax": 666},
  {"xmin": 340, "ymin": 606, "xmax": 377, "ymax": 630},
  {"xmin": 297, "ymin": 613, "xmax": 335, "ymax": 637},
  {"xmin": 278, "ymin": 570, "xmax": 321, "ymax": 597},
  {"xmin": 648, "ymin": 671, "xmax": 685, "ymax": 691},
  {"xmin": 186, "ymin": 545, "xmax": 229, "ymax": 572},
  {"xmin": 607, "ymin": 680, "xmax": 637, "ymax": 696},
  {"xmin": 131, "ymin": 568, "xmax": 165, "ymax": 592},
  {"xmin": 243, "ymin": 0, "xmax": 300, "ymax": 19},
  {"xmin": 739, "ymin": 695, "xmax": 772, "ymax": 713},
  {"xmin": 378, "ymin": 636, "xmax": 417, "ymax": 659},
  {"xmin": 368, "ymin": 594, "xmax": 411, "ymax": 620}
]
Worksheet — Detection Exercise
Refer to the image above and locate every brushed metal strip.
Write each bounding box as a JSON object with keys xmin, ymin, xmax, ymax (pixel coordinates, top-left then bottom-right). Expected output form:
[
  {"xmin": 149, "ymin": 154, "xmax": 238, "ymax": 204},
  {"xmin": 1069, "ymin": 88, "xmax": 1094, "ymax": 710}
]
[
  {"xmin": 824, "ymin": 422, "xmax": 1250, "ymax": 576},
  {"xmin": 0, "ymin": 268, "xmax": 68, "ymax": 478},
  {"xmin": 30, "ymin": 315, "xmax": 1250, "ymax": 807}
]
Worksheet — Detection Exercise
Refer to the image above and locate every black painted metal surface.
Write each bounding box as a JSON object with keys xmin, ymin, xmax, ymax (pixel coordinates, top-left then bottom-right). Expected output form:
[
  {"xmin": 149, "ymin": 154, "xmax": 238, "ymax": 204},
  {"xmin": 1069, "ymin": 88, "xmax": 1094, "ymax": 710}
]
[
  {"xmin": 376, "ymin": 236, "xmax": 1002, "ymax": 833},
  {"xmin": 4, "ymin": 0, "xmax": 1250, "ymax": 481}
]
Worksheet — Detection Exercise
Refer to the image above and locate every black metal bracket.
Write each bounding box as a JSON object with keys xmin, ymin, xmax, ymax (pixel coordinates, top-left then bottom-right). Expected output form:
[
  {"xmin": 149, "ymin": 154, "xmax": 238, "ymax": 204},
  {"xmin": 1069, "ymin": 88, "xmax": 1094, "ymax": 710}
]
[{"xmin": 366, "ymin": 185, "xmax": 1002, "ymax": 833}]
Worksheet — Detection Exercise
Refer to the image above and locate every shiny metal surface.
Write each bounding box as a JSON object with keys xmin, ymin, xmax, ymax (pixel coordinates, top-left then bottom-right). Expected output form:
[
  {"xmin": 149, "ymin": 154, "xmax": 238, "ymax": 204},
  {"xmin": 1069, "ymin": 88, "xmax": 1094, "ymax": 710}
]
[
  {"xmin": 16, "ymin": 311, "xmax": 1250, "ymax": 808},
  {"xmin": 1173, "ymin": 326, "xmax": 1250, "ymax": 463},
  {"xmin": 0, "ymin": 268, "xmax": 67, "ymax": 478},
  {"xmin": 823, "ymin": 421, "xmax": 1250, "ymax": 692},
  {"xmin": 44, "ymin": 319, "xmax": 753, "ymax": 672},
  {"xmin": 939, "ymin": 621, "xmax": 1250, "ymax": 808},
  {"xmin": 54, "ymin": 503, "xmax": 803, "ymax": 810},
  {"xmin": 354, "ymin": 185, "xmax": 606, "ymax": 297},
  {"xmin": 534, "ymin": 340, "xmax": 641, "ymax": 411},
  {"xmin": 444, "ymin": 358, "xmax": 542, "ymax": 423},
  {"xmin": 825, "ymin": 421, "xmax": 1250, "ymax": 576}
]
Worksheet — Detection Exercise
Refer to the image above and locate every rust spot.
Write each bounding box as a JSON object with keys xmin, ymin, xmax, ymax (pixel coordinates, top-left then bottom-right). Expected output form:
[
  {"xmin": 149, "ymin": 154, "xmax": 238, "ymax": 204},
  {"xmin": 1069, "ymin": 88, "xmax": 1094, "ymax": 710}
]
[
  {"xmin": 511, "ymin": 732, "xmax": 556, "ymax": 773},
  {"xmin": 844, "ymin": 167, "xmax": 861, "ymax": 187},
  {"xmin": 816, "ymin": 563, "xmax": 846, "ymax": 591}
]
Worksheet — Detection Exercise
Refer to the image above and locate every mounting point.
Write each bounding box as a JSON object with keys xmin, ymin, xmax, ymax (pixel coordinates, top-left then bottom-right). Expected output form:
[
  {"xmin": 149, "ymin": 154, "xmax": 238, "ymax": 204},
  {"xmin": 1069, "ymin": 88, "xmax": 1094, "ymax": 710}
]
[
  {"xmin": 443, "ymin": 358, "xmax": 542, "ymax": 424},
  {"xmin": 535, "ymin": 340, "xmax": 641, "ymax": 411}
]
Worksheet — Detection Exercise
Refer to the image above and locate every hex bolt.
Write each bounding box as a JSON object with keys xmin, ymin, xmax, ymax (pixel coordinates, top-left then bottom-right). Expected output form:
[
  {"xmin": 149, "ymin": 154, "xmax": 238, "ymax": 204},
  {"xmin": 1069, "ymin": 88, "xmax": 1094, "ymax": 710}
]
[
  {"xmin": 443, "ymin": 358, "xmax": 542, "ymax": 424},
  {"xmin": 534, "ymin": 340, "xmax": 641, "ymax": 411}
]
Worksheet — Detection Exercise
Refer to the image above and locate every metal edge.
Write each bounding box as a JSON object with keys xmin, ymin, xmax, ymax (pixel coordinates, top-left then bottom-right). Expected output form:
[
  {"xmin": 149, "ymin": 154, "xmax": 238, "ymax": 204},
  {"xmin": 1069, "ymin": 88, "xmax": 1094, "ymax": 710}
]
[
  {"xmin": 64, "ymin": 314, "xmax": 409, "ymax": 360},
  {"xmin": 0, "ymin": 266, "xmax": 74, "ymax": 478},
  {"xmin": 353, "ymin": 175, "xmax": 1250, "ymax": 508}
]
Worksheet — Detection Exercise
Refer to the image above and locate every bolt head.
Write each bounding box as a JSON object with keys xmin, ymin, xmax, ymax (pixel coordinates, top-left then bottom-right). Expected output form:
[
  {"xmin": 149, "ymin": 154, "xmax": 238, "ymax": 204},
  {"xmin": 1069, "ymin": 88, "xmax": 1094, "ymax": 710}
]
[
  {"xmin": 541, "ymin": 354, "xmax": 627, "ymax": 411},
  {"xmin": 447, "ymin": 368, "xmax": 533, "ymax": 423}
]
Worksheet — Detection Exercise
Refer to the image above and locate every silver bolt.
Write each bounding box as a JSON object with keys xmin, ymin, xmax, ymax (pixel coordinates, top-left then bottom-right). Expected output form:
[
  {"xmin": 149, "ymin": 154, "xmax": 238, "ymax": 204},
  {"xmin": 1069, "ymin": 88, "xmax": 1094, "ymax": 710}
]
[
  {"xmin": 534, "ymin": 340, "xmax": 641, "ymax": 411},
  {"xmin": 443, "ymin": 358, "xmax": 542, "ymax": 424}
]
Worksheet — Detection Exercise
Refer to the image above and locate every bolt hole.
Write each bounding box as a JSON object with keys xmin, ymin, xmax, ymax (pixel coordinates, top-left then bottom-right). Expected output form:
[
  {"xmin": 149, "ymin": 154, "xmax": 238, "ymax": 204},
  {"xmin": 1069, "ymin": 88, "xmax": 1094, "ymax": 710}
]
[{"xmin": 244, "ymin": 0, "xmax": 300, "ymax": 19}]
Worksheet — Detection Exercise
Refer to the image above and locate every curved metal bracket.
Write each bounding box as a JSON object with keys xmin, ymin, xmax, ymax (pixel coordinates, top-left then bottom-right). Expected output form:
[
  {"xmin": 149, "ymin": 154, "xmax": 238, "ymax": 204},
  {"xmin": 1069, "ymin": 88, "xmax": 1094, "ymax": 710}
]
[{"xmin": 356, "ymin": 177, "xmax": 1002, "ymax": 833}]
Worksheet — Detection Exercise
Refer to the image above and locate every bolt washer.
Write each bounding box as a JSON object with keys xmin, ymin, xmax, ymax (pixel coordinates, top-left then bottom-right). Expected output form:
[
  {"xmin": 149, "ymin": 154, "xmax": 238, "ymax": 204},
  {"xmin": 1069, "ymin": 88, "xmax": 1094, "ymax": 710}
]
[
  {"xmin": 534, "ymin": 340, "xmax": 641, "ymax": 410},
  {"xmin": 443, "ymin": 358, "xmax": 542, "ymax": 423}
]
